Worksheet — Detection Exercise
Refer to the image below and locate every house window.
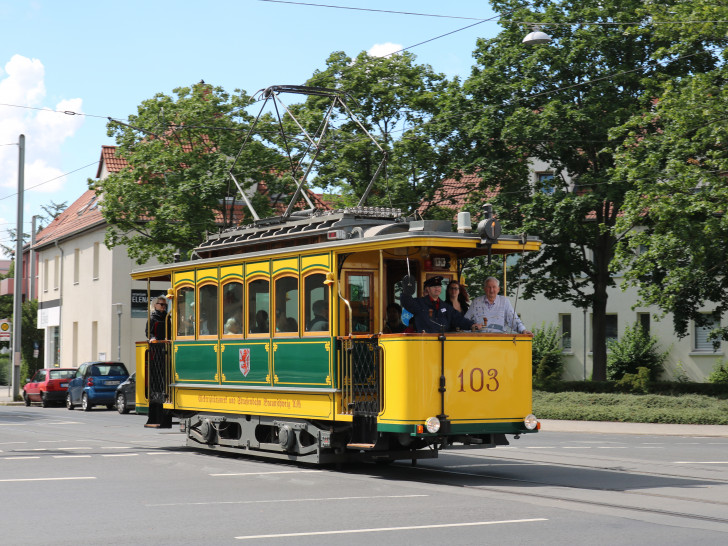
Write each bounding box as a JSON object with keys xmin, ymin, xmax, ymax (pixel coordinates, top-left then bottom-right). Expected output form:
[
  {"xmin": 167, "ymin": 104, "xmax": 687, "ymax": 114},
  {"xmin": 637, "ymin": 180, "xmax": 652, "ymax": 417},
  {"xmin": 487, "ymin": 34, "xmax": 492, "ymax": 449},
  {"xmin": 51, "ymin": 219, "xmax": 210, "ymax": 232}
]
[
  {"xmin": 591, "ymin": 314, "xmax": 618, "ymax": 351},
  {"xmin": 537, "ymin": 172, "xmax": 556, "ymax": 194},
  {"xmin": 73, "ymin": 249, "xmax": 80, "ymax": 285},
  {"xmin": 559, "ymin": 314, "xmax": 572, "ymax": 351},
  {"xmin": 93, "ymin": 242, "xmax": 100, "ymax": 280},
  {"xmin": 638, "ymin": 313, "xmax": 650, "ymax": 334},
  {"xmin": 53, "ymin": 256, "xmax": 59, "ymax": 290},
  {"xmin": 694, "ymin": 313, "xmax": 720, "ymax": 352}
]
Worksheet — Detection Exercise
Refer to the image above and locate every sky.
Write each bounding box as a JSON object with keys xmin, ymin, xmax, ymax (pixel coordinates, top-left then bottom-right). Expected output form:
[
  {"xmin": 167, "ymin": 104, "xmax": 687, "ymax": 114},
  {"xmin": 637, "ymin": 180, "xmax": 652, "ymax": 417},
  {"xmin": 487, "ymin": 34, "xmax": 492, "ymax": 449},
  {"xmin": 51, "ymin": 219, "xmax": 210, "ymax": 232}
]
[{"xmin": 0, "ymin": 0, "xmax": 506, "ymax": 253}]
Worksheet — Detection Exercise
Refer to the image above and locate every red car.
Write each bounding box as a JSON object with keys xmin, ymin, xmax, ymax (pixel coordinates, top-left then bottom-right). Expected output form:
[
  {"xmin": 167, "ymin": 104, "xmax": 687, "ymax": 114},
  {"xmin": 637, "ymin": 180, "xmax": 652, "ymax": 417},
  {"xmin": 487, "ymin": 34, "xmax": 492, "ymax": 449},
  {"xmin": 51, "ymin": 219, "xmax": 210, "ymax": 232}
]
[{"xmin": 23, "ymin": 368, "xmax": 77, "ymax": 407}]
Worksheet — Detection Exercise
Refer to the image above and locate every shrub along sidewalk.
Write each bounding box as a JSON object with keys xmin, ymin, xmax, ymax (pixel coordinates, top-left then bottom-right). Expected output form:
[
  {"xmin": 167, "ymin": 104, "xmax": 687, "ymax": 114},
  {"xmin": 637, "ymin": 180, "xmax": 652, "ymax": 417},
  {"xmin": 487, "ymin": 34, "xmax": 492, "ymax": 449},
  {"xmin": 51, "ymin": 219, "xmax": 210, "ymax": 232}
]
[{"xmin": 533, "ymin": 390, "xmax": 728, "ymax": 425}]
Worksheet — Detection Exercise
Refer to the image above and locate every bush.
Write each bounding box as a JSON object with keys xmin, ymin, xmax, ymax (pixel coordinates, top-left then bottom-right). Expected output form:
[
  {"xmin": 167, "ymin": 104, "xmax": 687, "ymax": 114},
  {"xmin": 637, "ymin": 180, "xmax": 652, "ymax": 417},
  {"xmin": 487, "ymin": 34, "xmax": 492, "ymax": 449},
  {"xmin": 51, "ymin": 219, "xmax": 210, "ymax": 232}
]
[
  {"xmin": 616, "ymin": 366, "xmax": 651, "ymax": 394},
  {"xmin": 607, "ymin": 321, "xmax": 667, "ymax": 381},
  {"xmin": 707, "ymin": 358, "xmax": 728, "ymax": 384},
  {"xmin": 531, "ymin": 322, "xmax": 564, "ymax": 384},
  {"xmin": 0, "ymin": 354, "xmax": 8, "ymax": 386}
]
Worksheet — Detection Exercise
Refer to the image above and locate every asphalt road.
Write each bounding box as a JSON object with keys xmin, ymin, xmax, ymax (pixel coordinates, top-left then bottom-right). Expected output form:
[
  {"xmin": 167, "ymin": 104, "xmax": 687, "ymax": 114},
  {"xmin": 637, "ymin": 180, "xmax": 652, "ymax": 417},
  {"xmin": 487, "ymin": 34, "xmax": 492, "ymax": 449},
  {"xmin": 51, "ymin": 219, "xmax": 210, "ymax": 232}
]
[{"xmin": 1, "ymin": 405, "xmax": 727, "ymax": 545}]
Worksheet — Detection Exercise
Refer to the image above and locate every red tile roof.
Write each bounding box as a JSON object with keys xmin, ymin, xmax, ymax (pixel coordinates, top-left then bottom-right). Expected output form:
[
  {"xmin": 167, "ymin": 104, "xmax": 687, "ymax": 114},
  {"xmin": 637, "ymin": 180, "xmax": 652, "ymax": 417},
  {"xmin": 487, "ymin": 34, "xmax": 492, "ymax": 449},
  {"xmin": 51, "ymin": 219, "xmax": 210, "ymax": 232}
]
[
  {"xmin": 96, "ymin": 145, "xmax": 127, "ymax": 177},
  {"xmin": 418, "ymin": 173, "xmax": 497, "ymax": 216},
  {"xmin": 34, "ymin": 190, "xmax": 104, "ymax": 248}
]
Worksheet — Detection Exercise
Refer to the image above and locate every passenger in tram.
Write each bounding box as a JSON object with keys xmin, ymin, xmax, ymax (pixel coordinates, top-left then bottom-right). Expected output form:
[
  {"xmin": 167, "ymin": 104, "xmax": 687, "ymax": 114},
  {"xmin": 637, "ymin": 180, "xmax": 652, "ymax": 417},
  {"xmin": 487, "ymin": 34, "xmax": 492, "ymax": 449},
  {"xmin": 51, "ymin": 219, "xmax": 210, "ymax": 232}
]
[
  {"xmin": 252, "ymin": 310, "xmax": 269, "ymax": 333},
  {"xmin": 400, "ymin": 275, "xmax": 481, "ymax": 333},
  {"xmin": 383, "ymin": 302, "xmax": 406, "ymax": 333},
  {"xmin": 224, "ymin": 316, "xmax": 242, "ymax": 334},
  {"xmin": 464, "ymin": 276, "xmax": 532, "ymax": 335},
  {"xmin": 307, "ymin": 300, "xmax": 329, "ymax": 331},
  {"xmin": 446, "ymin": 280, "xmax": 470, "ymax": 315}
]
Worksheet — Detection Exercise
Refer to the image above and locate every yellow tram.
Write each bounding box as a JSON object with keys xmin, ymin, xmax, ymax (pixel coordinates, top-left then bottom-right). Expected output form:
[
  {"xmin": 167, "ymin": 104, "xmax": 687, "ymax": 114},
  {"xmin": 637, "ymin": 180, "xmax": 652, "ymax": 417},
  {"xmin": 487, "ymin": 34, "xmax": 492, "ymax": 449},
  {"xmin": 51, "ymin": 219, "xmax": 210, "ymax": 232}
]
[{"xmin": 132, "ymin": 206, "xmax": 542, "ymax": 463}]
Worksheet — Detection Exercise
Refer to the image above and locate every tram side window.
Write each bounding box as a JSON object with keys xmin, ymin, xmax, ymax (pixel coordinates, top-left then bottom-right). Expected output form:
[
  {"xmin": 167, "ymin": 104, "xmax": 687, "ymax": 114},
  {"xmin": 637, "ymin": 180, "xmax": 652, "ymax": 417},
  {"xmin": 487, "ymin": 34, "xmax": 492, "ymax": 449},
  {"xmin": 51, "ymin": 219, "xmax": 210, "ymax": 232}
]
[
  {"xmin": 176, "ymin": 286, "xmax": 195, "ymax": 337},
  {"xmin": 199, "ymin": 284, "xmax": 218, "ymax": 336},
  {"xmin": 304, "ymin": 273, "xmax": 328, "ymax": 332},
  {"xmin": 248, "ymin": 279, "xmax": 270, "ymax": 334},
  {"xmin": 222, "ymin": 282, "xmax": 243, "ymax": 335},
  {"xmin": 275, "ymin": 276, "xmax": 299, "ymax": 333}
]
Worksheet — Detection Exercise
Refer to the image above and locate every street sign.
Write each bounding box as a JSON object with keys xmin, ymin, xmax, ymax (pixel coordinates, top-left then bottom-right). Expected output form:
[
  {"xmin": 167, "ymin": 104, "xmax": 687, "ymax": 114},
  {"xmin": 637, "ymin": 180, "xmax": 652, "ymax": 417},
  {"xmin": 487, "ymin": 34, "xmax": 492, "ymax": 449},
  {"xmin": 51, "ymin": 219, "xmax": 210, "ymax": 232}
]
[{"xmin": 0, "ymin": 319, "xmax": 10, "ymax": 341}]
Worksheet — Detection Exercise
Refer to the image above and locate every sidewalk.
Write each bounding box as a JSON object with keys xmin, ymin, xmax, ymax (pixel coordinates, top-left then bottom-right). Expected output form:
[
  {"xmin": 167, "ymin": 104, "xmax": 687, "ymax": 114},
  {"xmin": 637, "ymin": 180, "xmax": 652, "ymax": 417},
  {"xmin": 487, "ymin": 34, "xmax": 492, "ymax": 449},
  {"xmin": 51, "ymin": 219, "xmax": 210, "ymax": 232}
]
[{"xmin": 2, "ymin": 388, "xmax": 726, "ymax": 437}]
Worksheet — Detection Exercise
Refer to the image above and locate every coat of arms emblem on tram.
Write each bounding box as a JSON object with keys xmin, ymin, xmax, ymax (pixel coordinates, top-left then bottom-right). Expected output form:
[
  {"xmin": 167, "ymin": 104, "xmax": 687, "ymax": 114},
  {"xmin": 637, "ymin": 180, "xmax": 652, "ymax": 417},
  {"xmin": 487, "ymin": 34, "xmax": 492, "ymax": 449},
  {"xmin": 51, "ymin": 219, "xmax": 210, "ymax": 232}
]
[{"xmin": 239, "ymin": 348, "xmax": 251, "ymax": 377}]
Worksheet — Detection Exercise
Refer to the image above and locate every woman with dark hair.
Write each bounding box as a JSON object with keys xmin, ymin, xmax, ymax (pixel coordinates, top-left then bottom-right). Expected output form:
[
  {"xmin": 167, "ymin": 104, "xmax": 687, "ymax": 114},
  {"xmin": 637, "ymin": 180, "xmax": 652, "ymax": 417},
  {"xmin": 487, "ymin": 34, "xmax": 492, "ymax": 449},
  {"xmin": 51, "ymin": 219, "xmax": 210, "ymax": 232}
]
[{"xmin": 446, "ymin": 281, "xmax": 470, "ymax": 315}]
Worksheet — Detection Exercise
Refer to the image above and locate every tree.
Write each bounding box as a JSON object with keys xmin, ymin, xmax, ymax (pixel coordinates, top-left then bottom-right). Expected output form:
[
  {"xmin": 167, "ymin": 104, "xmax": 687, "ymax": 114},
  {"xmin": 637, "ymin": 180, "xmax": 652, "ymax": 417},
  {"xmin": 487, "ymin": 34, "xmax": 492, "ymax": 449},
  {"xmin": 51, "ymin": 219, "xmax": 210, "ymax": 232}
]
[
  {"xmin": 94, "ymin": 82, "xmax": 282, "ymax": 264},
  {"xmin": 444, "ymin": 0, "xmax": 723, "ymax": 380},
  {"xmin": 1, "ymin": 200, "xmax": 67, "ymax": 257},
  {"xmin": 613, "ymin": 4, "xmax": 728, "ymax": 343},
  {"xmin": 284, "ymin": 51, "xmax": 451, "ymax": 212}
]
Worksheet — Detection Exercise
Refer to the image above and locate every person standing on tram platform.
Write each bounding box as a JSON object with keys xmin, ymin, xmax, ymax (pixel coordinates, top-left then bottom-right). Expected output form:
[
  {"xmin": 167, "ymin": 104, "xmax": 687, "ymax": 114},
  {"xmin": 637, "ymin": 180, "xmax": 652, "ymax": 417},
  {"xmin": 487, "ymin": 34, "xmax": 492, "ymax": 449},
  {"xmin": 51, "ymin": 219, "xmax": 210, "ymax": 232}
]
[{"xmin": 464, "ymin": 276, "xmax": 532, "ymax": 335}]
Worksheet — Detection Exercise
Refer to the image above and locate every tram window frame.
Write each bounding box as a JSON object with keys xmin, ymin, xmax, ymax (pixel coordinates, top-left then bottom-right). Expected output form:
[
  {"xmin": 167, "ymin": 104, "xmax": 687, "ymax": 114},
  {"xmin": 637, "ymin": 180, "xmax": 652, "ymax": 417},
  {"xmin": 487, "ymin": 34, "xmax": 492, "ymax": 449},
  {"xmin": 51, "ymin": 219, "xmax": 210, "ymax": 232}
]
[
  {"xmin": 176, "ymin": 285, "xmax": 195, "ymax": 338},
  {"xmin": 346, "ymin": 272, "xmax": 374, "ymax": 334},
  {"xmin": 247, "ymin": 278, "xmax": 270, "ymax": 336},
  {"xmin": 274, "ymin": 275, "xmax": 300, "ymax": 337},
  {"xmin": 303, "ymin": 272, "xmax": 329, "ymax": 335},
  {"xmin": 221, "ymin": 281, "xmax": 244, "ymax": 337},
  {"xmin": 198, "ymin": 283, "xmax": 219, "ymax": 338}
]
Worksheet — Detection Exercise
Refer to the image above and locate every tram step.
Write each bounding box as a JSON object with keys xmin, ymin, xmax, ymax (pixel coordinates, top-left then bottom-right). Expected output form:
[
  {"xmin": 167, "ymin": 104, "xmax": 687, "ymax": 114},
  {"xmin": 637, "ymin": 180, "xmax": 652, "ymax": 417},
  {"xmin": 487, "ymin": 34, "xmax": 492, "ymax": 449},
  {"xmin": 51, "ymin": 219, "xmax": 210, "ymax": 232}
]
[{"xmin": 347, "ymin": 443, "xmax": 376, "ymax": 449}]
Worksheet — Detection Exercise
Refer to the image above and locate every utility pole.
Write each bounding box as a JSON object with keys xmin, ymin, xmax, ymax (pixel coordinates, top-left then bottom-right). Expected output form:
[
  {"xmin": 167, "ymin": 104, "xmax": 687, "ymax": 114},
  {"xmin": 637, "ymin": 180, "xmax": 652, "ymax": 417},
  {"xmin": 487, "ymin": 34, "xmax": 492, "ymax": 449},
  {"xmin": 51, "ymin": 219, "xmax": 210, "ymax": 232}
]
[{"xmin": 11, "ymin": 135, "xmax": 25, "ymax": 400}]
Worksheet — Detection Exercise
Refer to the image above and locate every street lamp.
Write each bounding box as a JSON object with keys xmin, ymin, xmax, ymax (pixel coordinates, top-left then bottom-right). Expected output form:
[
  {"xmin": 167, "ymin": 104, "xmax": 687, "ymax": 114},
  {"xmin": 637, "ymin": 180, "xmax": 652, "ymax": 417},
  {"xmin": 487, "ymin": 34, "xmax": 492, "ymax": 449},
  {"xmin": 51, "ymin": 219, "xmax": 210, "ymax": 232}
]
[
  {"xmin": 112, "ymin": 303, "xmax": 122, "ymax": 362},
  {"xmin": 523, "ymin": 25, "xmax": 552, "ymax": 45}
]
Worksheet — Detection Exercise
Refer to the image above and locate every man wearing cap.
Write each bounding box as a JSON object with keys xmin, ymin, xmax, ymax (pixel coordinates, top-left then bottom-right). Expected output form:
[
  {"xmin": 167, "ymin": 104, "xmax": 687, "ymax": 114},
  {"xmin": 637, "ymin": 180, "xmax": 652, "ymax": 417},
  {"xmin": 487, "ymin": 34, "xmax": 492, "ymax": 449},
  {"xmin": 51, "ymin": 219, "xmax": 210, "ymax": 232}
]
[
  {"xmin": 465, "ymin": 276, "xmax": 532, "ymax": 335},
  {"xmin": 400, "ymin": 275, "xmax": 480, "ymax": 333}
]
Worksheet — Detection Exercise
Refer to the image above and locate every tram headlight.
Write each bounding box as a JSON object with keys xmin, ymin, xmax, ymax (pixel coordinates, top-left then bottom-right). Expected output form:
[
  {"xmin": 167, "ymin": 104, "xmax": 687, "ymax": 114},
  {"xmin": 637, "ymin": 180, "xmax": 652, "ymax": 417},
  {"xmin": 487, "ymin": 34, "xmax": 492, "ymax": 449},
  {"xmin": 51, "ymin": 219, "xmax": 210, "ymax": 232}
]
[
  {"xmin": 524, "ymin": 414, "xmax": 539, "ymax": 430},
  {"xmin": 425, "ymin": 416, "xmax": 440, "ymax": 434}
]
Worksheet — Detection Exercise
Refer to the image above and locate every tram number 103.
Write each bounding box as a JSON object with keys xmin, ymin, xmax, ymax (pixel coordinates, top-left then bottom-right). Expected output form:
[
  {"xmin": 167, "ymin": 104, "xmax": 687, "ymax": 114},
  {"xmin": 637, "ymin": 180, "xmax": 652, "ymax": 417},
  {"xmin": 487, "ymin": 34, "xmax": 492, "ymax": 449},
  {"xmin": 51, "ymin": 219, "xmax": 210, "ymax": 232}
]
[{"xmin": 457, "ymin": 368, "xmax": 500, "ymax": 392}]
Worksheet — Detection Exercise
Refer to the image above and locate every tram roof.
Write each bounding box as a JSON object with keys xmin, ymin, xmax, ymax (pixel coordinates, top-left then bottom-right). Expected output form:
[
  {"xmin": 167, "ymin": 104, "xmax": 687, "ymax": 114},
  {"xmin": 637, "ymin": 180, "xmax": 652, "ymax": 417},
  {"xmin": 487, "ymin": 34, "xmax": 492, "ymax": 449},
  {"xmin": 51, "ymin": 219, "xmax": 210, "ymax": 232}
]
[{"xmin": 131, "ymin": 207, "xmax": 540, "ymax": 281}]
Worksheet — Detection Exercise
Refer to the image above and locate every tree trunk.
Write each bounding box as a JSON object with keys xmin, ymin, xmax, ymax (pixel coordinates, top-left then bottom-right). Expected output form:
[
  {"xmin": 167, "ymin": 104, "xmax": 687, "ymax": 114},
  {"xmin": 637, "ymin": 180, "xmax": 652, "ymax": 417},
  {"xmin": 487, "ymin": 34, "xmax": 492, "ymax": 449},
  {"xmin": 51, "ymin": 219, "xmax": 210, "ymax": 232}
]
[{"xmin": 591, "ymin": 232, "xmax": 614, "ymax": 382}]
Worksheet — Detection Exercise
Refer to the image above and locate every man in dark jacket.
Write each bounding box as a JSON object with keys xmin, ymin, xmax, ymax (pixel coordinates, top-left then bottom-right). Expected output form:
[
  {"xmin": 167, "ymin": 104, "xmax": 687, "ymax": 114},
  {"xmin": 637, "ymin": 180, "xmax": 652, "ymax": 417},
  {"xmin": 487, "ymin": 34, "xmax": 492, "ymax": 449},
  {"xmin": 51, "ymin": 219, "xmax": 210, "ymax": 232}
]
[
  {"xmin": 400, "ymin": 275, "xmax": 480, "ymax": 333},
  {"xmin": 145, "ymin": 297, "xmax": 172, "ymax": 428}
]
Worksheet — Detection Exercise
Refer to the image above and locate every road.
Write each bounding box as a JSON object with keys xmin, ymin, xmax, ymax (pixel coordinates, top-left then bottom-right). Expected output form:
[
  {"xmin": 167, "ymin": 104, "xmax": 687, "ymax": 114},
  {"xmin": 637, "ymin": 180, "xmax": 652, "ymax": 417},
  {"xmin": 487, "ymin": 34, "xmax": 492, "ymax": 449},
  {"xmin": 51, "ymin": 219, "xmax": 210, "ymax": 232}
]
[{"xmin": 1, "ymin": 405, "xmax": 727, "ymax": 545}]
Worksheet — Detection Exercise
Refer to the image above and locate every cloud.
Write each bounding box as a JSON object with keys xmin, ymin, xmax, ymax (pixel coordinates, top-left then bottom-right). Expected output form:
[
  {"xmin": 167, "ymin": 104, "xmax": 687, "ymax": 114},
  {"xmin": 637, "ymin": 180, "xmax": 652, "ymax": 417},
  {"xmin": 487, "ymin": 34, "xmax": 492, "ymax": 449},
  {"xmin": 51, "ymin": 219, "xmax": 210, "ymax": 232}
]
[
  {"xmin": 0, "ymin": 54, "xmax": 83, "ymax": 194},
  {"xmin": 367, "ymin": 42, "xmax": 404, "ymax": 58}
]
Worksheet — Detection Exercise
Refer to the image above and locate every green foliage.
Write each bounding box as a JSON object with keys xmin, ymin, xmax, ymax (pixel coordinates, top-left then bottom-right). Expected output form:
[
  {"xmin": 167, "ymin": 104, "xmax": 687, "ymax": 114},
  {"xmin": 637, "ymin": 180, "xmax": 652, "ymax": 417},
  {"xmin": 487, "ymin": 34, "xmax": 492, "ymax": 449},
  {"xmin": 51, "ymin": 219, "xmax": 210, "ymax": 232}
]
[
  {"xmin": 0, "ymin": 354, "xmax": 8, "ymax": 385},
  {"xmin": 533, "ymin": 390, "xmax": 728, "ymax": 425},
  {"xmin": 20, "ymin": 300, "xmax": 43, "ymax": 381},
  {"xmin": 292, "ymin": 50, "xmax": 451, "ymax": 214},
  {"xmin": 607, "ymin": 322, "xmax": 667, "ymax": 381},
  {"xmin": 615, "ymin": 366, "xmax": 651, "ymax": 394},
  {"xmin": 531, "ymin": 322, "xmax": 564, "ymax": 384},
  {"xmin": 96, "ymin": 82, "xmax": 283, "ymax": 264},
  {"xmin": 707, "ymin": 359, "xmax": 728, "ymax": 384}
]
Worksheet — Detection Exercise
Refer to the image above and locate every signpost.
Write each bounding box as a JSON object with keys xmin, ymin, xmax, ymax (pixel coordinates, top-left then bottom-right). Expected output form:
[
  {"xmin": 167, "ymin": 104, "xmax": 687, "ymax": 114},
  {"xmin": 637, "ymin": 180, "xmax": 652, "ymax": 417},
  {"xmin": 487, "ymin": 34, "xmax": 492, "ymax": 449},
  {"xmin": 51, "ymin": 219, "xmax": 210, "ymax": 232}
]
[{"xmin": 0, "ymin": 319, "xmax": 10, "ymax": 341}]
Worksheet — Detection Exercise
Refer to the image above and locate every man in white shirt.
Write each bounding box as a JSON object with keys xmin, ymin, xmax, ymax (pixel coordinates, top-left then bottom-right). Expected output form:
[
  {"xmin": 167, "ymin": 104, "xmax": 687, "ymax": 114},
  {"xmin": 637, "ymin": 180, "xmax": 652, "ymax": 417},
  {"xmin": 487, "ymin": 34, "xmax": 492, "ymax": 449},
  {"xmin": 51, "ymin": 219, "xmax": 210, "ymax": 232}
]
[{"xmin": 464, "ymin": 277, "xmax": 532, "ymax": 335}]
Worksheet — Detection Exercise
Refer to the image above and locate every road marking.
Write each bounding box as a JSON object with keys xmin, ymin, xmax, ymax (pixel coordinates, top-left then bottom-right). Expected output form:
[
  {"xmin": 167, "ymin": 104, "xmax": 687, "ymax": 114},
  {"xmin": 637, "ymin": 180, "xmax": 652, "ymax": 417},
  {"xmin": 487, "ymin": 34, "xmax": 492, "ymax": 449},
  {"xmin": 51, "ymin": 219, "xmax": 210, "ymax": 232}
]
[
  {"xmin": 57, "ymin": 447, "xmax": 93, "ymax": 451},
  {"xmin": 210, "ymin": 470, "xmax": 322, "ymax": 477},
  {"xmin": 444, "ymin": 463, "xmax": 543, "ymax": 468},
  {"xmin": 101, "ymin": 446, "xmax": 132, "ymax": 449},
  {"xmin": 597, "ymin": 447, "xmax": 627, "ymax": 449},
  {"xmin": 101, "ymin": 453, "xmax": 138, "ymax": 457},
  {"xmin": 0, "ymin": 441, "xmax": 26, "ymax": 445},
  {"xmin": 53, "ymin": 455, "xmax": 92, "ymax": 459},
  {"xmin": 148, "ymin": 494, "xmax": 428, "ymax": 507},
  {"xmin": 146, "ymin": 452, "xmax": 182, "ymax": 456},
  {"xmin": 673, "ymin": 461, "xmax": 728, "ymax": 464},
  {"xmin": 562, "ymin": 447, "xmax": 591, "ymax": 449},
  {"xmin": 0, "ymin": 477, "xmax": 96, "ymax": 482},
  {"xmin": 3, "ymin": 456, "xmax": 40, "ymax": 460},
  {"xmin": 234, "ymin": 518, "xmax": 548, "ymax": 540}
]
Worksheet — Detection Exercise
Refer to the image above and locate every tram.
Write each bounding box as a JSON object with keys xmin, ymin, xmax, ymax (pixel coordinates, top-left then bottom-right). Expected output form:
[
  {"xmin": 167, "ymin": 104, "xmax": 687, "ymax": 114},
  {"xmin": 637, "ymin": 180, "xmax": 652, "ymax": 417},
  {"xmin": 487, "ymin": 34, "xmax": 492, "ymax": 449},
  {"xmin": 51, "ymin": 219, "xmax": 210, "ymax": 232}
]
[{"xmin": 130, "ymin": 85, "xmax": 542, "ymax": 464}]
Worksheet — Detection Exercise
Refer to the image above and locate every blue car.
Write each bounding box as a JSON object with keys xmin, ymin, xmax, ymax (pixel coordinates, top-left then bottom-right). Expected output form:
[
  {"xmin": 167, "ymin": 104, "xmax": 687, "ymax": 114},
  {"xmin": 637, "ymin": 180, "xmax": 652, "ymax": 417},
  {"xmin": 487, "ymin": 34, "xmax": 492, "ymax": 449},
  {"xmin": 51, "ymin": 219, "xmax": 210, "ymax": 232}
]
[{"xmin": 66, "ymin": 362, "xmax": 129, "ymax": 412}]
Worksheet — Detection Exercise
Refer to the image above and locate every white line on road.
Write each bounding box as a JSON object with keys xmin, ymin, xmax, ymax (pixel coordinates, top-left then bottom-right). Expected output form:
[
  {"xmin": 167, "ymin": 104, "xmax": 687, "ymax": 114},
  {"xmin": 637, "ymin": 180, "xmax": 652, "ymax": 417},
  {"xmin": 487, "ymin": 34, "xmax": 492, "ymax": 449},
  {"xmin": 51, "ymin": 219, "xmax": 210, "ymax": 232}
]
[
  {"xmin": 101, "ymin": 453, "xmax": 139, "ymax": 457},
  {"xmin": 101, "ymin": 446, "xmax": 132, "ymax": 449},
  {"xmin": 673, "ymin": 461, "xmax": 728, "ymax": 464},
  {"xmin": 3, "ymin": 456, "xmax": 40, "ymax": 460},
  {"xmin": 53, "ymin": 455, "xmax": 92, "ymax": 459},
  {"xmin": 148, "ymin": 494, "xmax": 428, "ymax": 507},
  {"xmin": 210, "ymin": 470, "xmax": 322, "ymax": 477},
  {"xmin": 234, "ymin": 518, "xmax": 548, "ymax": 540},
  {"xmin": 57, "ymin": 447, "xmax": 93, "ymax": 451},
  {"xmin": 0, "ymin": 477, "xmax": 96, "ymax": 482}
]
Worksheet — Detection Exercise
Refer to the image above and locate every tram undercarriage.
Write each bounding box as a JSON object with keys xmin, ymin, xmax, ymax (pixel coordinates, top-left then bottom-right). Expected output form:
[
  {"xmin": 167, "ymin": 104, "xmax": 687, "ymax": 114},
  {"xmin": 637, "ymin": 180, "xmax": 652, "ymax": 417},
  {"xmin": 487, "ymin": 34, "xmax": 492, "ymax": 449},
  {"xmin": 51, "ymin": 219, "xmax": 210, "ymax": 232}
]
[{"xmin": 179, "ymin": 412, "xmax": 509, "ymax": 464}]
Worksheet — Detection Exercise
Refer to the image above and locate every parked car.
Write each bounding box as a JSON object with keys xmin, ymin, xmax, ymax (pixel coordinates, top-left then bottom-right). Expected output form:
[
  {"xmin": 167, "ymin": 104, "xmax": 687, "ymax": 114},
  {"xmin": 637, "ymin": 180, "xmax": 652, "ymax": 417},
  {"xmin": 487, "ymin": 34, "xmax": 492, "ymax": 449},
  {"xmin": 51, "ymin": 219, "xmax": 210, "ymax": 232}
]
[
  {"xmin": 115, "ymin": 372, "xmax": 136, "ymax": 414},
  {"xmin": 23, "ymin": 368, "xmax": 77, "ymax": 407},
  {"xmin": 66, "ymin": 362, "xmax": 129, "ymax": 411}
]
